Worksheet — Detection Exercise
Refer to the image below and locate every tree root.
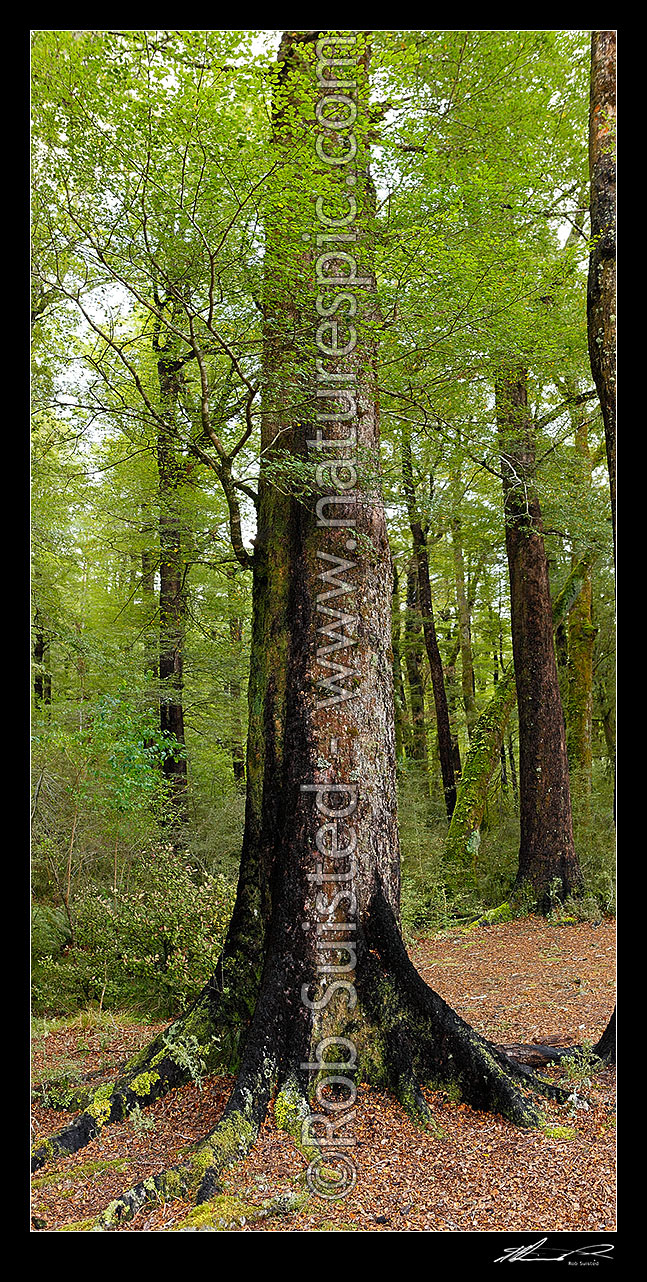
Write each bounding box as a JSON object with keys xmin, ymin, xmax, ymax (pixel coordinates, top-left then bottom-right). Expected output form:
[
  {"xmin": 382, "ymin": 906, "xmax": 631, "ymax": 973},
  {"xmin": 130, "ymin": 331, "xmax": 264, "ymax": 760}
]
[
  {"xmin": 31, "ymin": 967, "xmax": 250, "ymax": 1172},
  {"xmin": 358, "ymin": 888, "xmax": 572, "ymax": 1126},
  {"xmin": 69, "ymin": 1011, "xmax": 283, "ymax": 1230},
  {"xmin": 496, "ymin": 1006, "xmax": 616, "ymax": 1069},
  {"xmin": 496, "ymin": 1040, "xmax": 580, "ymax": 1067}
]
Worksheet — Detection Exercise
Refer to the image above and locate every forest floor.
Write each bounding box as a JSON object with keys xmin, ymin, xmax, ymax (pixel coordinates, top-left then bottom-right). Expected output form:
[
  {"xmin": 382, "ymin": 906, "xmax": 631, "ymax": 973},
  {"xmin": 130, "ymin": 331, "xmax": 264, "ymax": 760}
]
[{"xmin": 30, "ymin": 916, "xmax": 616, "ymax": 1233}]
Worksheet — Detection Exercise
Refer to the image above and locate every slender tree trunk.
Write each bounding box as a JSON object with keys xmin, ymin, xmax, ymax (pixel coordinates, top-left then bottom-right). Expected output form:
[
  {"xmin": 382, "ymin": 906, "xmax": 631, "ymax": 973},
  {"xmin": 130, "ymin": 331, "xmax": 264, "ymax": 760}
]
[
  {"xmin": 489, "ymin": 609, "xmax": 508, "ymax": 797},
  {"xmin": 157, "ymin": 358, "xmax": 189, "ymax": 816},
  {"xmin": 451, "ymin": 510, "xmax": 478, "ymax": 738},
  {"xmin": 587, "ymin": 30, "xmax": 616, "ymax": 554},
  {"xmin": 443, "ymin": 665, "xmax": 517, "ymax": 871},
  {"xmin": 226, "ymin": 565, "xmax": 246, "ymax": 785},
  {"xmin": 140, "ymin": 503, "xmax": 158, "ymax": 685},
  {"xmin": 596, "ymin": 675, "xmax": 616, "ymax": 785},
  {"xmin": 567, "ymin": 569, "xmax": 596, "ymax": 796},
  {"xmin": 403, "ymin": 559, "xmax": 428, "ymax": 767},
  {"xmin": 495, "ymin": 366, "xmax": 582, "ymax": 910},
  {"xmin": 391, "ymin": 563, "xmax": 412, "ymax": 760},
  {"xmin": 443, "ymin": 548, "xmax": 596, "ymax": 869},
  {"xmin": 556, "ymin": 388, "xmax": 598, "ymax": 797},
  {"xmin": 417, "ymin": 552, "xmax": 459, "ymax": 817},
  {"xmin": 495, "ymin": 667, "xmax": 509, "ymax": 797},
  {"xmin": 33, "ymin": 609, "xmax": 52, "ymax": 709},
  {"xmin": 140, "ymin": 538, "xmax": 158, "ymax": 754},
  {"xmin": 507, "ymin": 734, "xmax": 518, "ymax": 806},
  {"xmin": 444, "ymin": 623, "xmax": 463, "ymax": 778},
  {"xmin": 402, "ymin": 432, "xmax": 458, "ymax": 819}
]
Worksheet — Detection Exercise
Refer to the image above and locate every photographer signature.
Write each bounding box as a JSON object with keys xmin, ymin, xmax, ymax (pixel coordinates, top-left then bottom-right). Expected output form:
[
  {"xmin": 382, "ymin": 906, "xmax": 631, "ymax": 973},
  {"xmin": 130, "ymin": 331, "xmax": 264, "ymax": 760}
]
[{"xmin": 494, "ymin": 1238, "xmax": 614, "ymax": 1263}]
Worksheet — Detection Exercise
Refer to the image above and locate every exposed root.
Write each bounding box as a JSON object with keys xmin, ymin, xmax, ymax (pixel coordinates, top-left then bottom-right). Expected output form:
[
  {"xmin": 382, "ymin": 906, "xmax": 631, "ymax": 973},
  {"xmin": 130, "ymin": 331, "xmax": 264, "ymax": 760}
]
[
  {"xmin": 95, "ymin": 1106, "xmax": 261, "ymax": 1229},
  {"xmin": 273, "ymin": 1075, "xmax": 318, "ymax": 1159},
  {"xmin": 359, "ymin": 888, "xmax": 572, "ymax": 1126},
  {"xmin": 593, "ymin": 1007, "xmax": 616, "ymax": 1066},
  {"xmin": 497, "ymin": 1007, "xmax": 616, "ymax": 1071},
  {"xmin": 393, "ymin": 1072, "xmax": 435, "ymax": 1129},
  {"xmin": 171, "ymin": 1183, "xmax": 309, "ymax": 1231},
  {"xmin": 31, "ymin": 969, "xmax": 249, "ymax": 1172},
  {"xmin": 497, "ymin": 1041, "xmax": 581, "ymax": 1067},
  {"xmin": 82, "ymin": 993, "xmax": 283, "ymax": 1229}
]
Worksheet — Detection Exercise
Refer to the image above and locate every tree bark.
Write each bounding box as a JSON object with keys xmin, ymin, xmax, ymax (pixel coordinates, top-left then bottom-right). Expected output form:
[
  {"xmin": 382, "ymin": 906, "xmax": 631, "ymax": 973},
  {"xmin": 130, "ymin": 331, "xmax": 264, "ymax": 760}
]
[
  {"xmin": 444, "ymin": 552, "xmax": 595, "ymax": 869},
  {"xmin": 226, "ymin": 565, "xmax": 246, "ymax": 785},
  {"xmin": 402, "ymin": 432, "xmax": 458, "ymax": 818},
  {"xmin": 444, "ymin": 620, "xmax": 463, "ymax": 779},
  {"xmin": 403, "ymin": 558, "xmax": 428, "ymax": 767},
  {"xmin": 391, "ymin": 563, "xmax": 412, "ymax": 760},
  {"xmin": 444, "ymin": 665, "xmax": 517, "ymax": 872},
  {"xmin": 33, "ymin": 609, "xmax": 52, "ymax": 709},
  {"xmin": 495, "ymin": 366, "xmax": 582, "ymax": 910},
  {"xmin": 451, "ymin": 510, "xmax": 478, "ymax": 739},
  {"xmin": 587, "ymin": 30, "xmax": 616, "ymax": 554},
  {"xmin": 156, "ymin": 356, "xmax": 189, "ymax": 816},
  {"xmin": 567, "ymin": 563, "xmax": 596, "ymax": 795}
]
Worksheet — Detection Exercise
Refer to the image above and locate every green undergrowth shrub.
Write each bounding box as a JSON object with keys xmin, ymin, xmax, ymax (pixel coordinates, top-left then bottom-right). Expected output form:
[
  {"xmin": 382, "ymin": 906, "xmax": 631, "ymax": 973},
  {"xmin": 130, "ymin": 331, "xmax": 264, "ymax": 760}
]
[
  {"xmin": 189, "ymin": 790, "xmax": 246, "ymax": 884},
  {"xmin": 32, "ymin": 902, "xmax": 72, "ymax": 962},
  {"xmin": 570, "ymin": 773, "xmax": 616, "ymax": 916},
  {"xmin": 398, "ymin": 762, "xmax": 523, "ymax": 933},
  {"xmin": 32, "ymin": 847, "xmax": 236, "ymax": 1018},
  {"xmin": 397, "ymin": 763, "xmax": 449, "ymax": 934}
]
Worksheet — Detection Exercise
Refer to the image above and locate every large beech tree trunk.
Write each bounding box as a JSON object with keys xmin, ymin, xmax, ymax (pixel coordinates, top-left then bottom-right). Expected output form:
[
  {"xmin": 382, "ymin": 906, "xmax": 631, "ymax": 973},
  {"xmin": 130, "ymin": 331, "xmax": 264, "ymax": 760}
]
[
  {"xmin": 495, "ymin": 366, "xmax": 582, "ymax": 910},
  {"xmin": 32, "ymin": 32, "xmax": 595, "ymax": 1230},
  {"xmin": 443, "ymin": 551, "xmax": 596, "ymax": 872}
]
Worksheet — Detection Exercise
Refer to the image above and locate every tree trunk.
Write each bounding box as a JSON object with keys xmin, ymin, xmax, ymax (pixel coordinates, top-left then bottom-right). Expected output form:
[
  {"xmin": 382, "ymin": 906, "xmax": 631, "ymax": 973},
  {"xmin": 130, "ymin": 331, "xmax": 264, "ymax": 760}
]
[
  {"xmin": 226, "ymin": 565, "xmax": 246, "ymax": 785},
  {"xmin": 140, "ymin": 500, "xmax": 158, "ymax": 688},
  {"xmin": 587, "ymin": 30, "xmax": 616, "ymax": 554},
  {"xmin": 567, "ymin": 559, "xmax": 596, "ymax": 795},
  {"xmin": 495, "ymin": 366, "xmax": 582, "ymax": 910},
  {"xmin": 444, "ymin": 623, "xmax": 463, "ymax": 779},
  {"xmin": 451, "ymin": 511, "xmax": 478, "ymax": 738},
  {"xmin": 391, "ymin": 563, "xmax": 412, "ymax": 760},
  {"xmin": 444, "ymin": 666, "xmax": 517, "ymax": 872},
  {"xmin": 157, "ymin": 358, "xmax": 189, "ymax": 817},
  {"xmin": 596, "ymin": 675, "xmax": 616, "ymax": 785},
  {"xmin": 33, "ymin": 610, "xmax": 52, "ymax": 709},
  {"xmin": 444, "ymin": 553, "xmax": 594, "ymax": 869},
  {"xmin": 403, "ymin": 558, "xmax": 428, "ymax": 766},
  {"xmin": 402, "ymin": 431, "xmax": 458, "ymax": 819}
]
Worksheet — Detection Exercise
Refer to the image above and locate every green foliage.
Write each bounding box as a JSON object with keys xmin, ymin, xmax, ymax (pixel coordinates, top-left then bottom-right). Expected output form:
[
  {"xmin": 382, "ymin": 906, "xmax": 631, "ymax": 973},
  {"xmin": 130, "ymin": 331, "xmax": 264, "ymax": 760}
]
[
  {"xmin": 32, "ymin": 848, "xmax": 235, "ymax": 1017},
  {"xmin": 162, "ymin": 1032, "xmax": 217, "ymax": 1090},
  {"xmin": 31, "ymin": 903, "xmax": 71, "ymax": 963},
  {"xmin": 129, "ymin": 1103, "xmax": 157, "ymax": 1135},
  {"xmin": 561, "ymin": 1041, "xmax": 600, "ymax": 1086}
]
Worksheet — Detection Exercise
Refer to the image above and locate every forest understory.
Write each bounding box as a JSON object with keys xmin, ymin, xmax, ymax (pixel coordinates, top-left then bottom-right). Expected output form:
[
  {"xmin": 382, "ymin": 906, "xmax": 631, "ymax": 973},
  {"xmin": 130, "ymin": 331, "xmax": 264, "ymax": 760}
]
[{"xmin": 31, "ymin": 916, "xmax": 616, "ymax": 1233}]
